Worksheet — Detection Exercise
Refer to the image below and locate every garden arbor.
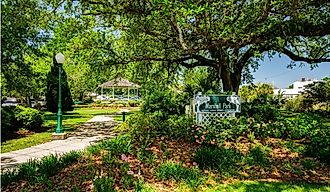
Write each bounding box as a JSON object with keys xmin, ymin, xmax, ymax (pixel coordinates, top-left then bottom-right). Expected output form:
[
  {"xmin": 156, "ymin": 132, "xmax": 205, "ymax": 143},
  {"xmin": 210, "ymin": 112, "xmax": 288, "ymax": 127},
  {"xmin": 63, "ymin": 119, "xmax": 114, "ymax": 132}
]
[{"xmin": 98, "ymin": 77, "xmax": 141, "ymax": 100}]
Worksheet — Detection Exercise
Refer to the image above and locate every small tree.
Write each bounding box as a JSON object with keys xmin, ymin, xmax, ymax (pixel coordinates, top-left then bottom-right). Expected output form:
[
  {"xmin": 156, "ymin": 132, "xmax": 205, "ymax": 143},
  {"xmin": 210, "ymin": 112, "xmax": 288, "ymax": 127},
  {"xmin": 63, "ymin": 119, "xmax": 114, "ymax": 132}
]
[
  {"xmin": 302, "ymin": 77, "xmax": 330, "ymax": 111},
  {"xmin": 46, "ymin": 56, "xmax": 73, "ymax": 113}
]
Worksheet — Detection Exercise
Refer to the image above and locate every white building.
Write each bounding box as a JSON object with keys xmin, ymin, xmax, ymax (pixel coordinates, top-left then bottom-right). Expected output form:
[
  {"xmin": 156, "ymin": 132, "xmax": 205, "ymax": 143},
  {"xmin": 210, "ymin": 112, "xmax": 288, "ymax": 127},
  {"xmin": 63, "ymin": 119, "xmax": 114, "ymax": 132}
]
[{"xmin": 274, "ymin": 78, "xmax": 317, "ymax": 99}]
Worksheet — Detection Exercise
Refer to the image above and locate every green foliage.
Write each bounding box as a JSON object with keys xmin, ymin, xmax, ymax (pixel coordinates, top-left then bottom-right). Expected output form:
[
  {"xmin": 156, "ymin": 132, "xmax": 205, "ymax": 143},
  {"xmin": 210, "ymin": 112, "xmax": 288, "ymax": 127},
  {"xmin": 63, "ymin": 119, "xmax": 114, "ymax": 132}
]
[
  {"xmin": 194, "ymin": 146, "xmax": 242, "ymax": 176},
  {"xmin": 1, "ymin": 151, "xmax": 82, "ymax": 187},
  {"xmin": 199, "ymin": 113, "xmax": 324, "ymax": 145},
  {"xmin": 38, "ymin": 154, "xmax": 59, "ymax": 177},
  {"xmin": 183, "ymin": 67, "xmax": 222, "ymax": 96},
  {"xmin": 239, "ymin": 83, "xmax": 274, "ymax": 103},
  {"xmin": 14, "ymin": 106, "xmax": 43, "ymax": 131},
  {"xmin": 1, "ymin": 0, "xmax": 48, "ymax": 99},
  {"xmin": 1, "ymin": 106, "xmax": 44, "ymax": 140},
  {"xmin": 302, "ymin": 77, "xmax": 330, "ymax": 111},
  {"xmin": 1, "ymin": 106, "xmax": 19, "ymax": 139},
  {"xmin": 156, "ymin": 161, "xmax": 203, "ymax": 189},
  {"xmin": 46, "ymin": 58, "xmax": 73, "ymax": 113},
  {"xmin": 93, "ymin": 176, "xmax": 115, "ymax": 192},
  {"xmin": 283, "ymin": 95, "xmax": 308, "ymax": 112},
  {"xmin": 141, "ymin": 87, "xmax": 189, "ymax": 118},
  {"xmin": 246, "ymin": 144, "xmax": 270, "ymax": 166},
  {"xmin": 240, "ymin": 96, "xmax": 281, "ymax": 122},
  {"xmin": 119, "ymin": 112, "xmax": 193, "ymax": 144},
  {"xmin": 306, "ymin": 127, "xmax": 330, "ymax": 164},
  {"xmin": 18, "ymin": 159, "xmax": 39, "ymax": 181},
  {"xmin": 0, "ymin": 169, "xmax": 19, "ymax": 187},
  {"xmin": 87, "ymin": 135, "xmax": 133, "ymax": 156},
  {"xmin": 128, "ymin": 100, "xmax": 141, "ymax": 107}
]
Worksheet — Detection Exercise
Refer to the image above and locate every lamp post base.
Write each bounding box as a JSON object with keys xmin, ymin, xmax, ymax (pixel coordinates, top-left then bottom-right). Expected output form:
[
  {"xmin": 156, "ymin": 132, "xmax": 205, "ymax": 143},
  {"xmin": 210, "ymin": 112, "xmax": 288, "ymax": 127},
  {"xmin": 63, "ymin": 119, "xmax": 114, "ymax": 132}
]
[{"xmin": 52, "ymin": 133, "xmax": 68, "ymax": 140}]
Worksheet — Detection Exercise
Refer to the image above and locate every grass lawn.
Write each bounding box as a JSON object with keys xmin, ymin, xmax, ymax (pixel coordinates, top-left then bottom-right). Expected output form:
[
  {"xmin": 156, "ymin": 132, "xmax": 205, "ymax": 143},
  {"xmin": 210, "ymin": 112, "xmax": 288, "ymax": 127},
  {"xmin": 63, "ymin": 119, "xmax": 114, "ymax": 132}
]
[
  {"xmin": 1, "ymin": 107, "xmax": 122, "ymax": 153},
  {"xmin": 142, "ymin": 181, "xmax": 330, "ymax": 192},
  {"xmin": 163, "ymin": 181, "xmax": 330, "ymax": 192}
]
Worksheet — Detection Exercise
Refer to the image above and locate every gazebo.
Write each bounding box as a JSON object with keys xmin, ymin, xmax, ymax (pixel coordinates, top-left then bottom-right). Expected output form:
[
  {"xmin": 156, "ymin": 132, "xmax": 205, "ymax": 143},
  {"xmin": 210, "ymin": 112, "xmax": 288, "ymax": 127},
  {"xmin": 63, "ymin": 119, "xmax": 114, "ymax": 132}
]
[{"xmin": 98, "ymin": 77, "xmax": 141, "ymax": 100}]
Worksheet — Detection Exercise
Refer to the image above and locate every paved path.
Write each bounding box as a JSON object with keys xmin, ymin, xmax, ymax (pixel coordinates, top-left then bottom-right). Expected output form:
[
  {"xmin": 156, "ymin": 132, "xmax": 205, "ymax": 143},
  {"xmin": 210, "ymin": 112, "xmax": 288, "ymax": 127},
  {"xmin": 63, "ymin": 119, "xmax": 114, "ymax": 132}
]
[{"xmin": 1, "ymin": 115, "xmax": 118, "ymax": 170}]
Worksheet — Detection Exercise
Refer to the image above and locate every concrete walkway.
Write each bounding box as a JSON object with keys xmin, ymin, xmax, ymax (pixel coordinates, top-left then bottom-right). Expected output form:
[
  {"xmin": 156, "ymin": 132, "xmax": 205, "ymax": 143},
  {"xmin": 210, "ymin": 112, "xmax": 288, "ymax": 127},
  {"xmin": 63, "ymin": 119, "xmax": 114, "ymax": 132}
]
[{"xmin": 1, "ymin": 115, "xmax": 118, "ymax": 170}]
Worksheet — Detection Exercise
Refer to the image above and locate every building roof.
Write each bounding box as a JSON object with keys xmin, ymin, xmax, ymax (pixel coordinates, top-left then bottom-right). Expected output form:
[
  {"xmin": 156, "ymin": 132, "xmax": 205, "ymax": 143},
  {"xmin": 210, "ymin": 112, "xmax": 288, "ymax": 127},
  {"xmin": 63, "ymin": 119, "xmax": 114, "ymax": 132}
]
[{"xmin": 99, "ymin": 77, "xmax": 141, "ymax": 88}]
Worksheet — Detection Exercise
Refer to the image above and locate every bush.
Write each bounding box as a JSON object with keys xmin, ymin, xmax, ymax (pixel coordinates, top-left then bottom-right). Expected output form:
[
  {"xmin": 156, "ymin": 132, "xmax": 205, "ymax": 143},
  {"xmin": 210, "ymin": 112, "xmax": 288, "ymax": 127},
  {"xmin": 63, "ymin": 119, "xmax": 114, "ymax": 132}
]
[
  {"xmin": 240, "ymin": 101, "xmax": 279, "ymax": 122},
  {"xmin": 1, "ymin": 106, "xmax": 18, "ymax": 139},
  {"xmin": 93, "ymin": 176, "xmax": 115, "ymax": 192},
  {"xmin": 194, "ymin": 146, "xmax": 242, "ymax": 175},
  {"xmin": 155, "ymin": 161, "xmax": 203, "ymax": 189},
  {"xmin": 141, "ymin": 89, "xmax": 189, "ymax": 117},
  {"xmin": 118, "ymin": 112, "xmax": 193, "ymax": 143},
  {"xmin": 14, "ymin": 106, "xmax": 43, "ymax": 131},
  {"xmin": 198, "ymin": 113, "xmax": 323, "ymax": 144},
  {"xmin": 306, "ymin": 127, "xmax": 330, "ymax": 164},
  {"xmin": 246, "ymin": 144, "xmax": 270, "ymax": 166}
]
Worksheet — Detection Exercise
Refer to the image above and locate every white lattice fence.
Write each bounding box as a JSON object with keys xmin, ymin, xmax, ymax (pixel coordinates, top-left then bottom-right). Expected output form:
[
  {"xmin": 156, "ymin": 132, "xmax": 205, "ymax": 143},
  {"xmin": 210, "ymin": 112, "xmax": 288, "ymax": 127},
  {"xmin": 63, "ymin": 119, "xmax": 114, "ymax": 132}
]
[{"xmin": 196, "ymin": 112, "xmax": 235, "ymax": 126}]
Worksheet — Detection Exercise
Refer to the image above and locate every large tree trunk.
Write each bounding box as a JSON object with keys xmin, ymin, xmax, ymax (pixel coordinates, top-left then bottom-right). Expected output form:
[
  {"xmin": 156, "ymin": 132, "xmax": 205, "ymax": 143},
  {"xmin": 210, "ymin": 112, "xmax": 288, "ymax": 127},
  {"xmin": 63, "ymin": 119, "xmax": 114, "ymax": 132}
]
[{"xmin": 218, "ymin": 64, "xmax": 241, "ymax": 93}]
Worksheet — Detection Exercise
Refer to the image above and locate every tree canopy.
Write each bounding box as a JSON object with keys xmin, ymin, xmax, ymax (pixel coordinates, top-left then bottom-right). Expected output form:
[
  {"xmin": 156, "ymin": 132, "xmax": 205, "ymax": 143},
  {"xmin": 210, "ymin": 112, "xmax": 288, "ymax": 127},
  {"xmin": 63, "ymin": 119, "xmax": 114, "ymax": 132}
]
[
  {"xmin": 79, "ymin": 0, "xmax": 330, "ymax": 91},
  {"xmin": 1, "ymin": 0, "xmax": 330, "ymax": 100}
]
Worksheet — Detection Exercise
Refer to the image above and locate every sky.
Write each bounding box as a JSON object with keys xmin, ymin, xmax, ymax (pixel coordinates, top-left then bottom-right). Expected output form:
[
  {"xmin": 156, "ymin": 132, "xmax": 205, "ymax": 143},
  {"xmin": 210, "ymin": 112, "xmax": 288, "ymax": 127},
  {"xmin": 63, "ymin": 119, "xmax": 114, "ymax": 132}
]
[{"xmin": 252, "ymin": 54, "xmax": 330, "ymax": 88}]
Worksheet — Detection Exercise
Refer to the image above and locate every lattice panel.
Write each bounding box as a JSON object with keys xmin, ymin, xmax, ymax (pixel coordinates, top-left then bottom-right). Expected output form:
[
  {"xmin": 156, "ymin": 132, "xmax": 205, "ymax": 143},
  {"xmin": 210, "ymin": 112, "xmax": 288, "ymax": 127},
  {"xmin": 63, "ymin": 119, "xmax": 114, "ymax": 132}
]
[{"xmin": 196, "ymin": 112, "xmax": 235, "ymax": 126}]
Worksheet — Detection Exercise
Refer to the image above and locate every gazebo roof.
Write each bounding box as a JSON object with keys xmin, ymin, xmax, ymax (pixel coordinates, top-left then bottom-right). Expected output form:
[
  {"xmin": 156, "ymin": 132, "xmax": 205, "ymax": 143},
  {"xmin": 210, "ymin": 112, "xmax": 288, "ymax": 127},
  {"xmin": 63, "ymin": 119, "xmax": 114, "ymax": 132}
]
[{"xmin": 99, "ymin": 77, "xmax": 141, "ymax": 88}]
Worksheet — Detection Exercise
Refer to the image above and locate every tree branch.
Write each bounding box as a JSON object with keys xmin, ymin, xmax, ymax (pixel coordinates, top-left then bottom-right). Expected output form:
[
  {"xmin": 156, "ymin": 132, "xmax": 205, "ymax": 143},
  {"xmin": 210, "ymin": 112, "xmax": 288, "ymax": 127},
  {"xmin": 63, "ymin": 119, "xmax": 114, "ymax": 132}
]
[
  {"xmin": 169, "ymin": 17, "xmax": 188, "ymax": 50},
  {"xmin": 282, "ymin": 48, "xmax": 330, "ymax": 63}
]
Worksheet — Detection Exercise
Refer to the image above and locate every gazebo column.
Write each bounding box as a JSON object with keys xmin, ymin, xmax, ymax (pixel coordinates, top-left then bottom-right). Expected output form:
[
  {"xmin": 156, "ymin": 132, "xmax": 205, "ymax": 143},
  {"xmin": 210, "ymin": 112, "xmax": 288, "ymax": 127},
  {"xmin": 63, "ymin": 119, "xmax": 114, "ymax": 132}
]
[
  {"xmin": 128, "ymin": 87, "xmax": 130, "ymax": 100},
  {"xmin": 112, "ymin": 86, "xmax": 114, "ymax": 100}
]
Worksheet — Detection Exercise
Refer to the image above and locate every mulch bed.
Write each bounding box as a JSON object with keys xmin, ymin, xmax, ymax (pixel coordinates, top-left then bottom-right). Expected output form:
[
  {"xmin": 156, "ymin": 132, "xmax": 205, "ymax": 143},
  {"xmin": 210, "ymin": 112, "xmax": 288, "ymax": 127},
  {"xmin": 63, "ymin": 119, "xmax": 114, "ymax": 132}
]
[{"xmin": 2, "ymin": 136, "xmax": 330, "ymax": 191}]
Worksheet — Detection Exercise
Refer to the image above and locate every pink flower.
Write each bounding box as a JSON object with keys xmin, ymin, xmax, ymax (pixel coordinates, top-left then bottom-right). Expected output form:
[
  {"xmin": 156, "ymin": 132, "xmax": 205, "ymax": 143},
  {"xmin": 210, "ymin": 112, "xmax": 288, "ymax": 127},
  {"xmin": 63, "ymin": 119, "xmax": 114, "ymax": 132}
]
[
  {"xmin": 196, "ymin": 139, "xmax": 200, "ymax": 143},
  {"xmin": 203, "ymin": 131, "xmax": 206, "ymax": 135},
  {"xmin": 196, "ymin": 128, "xmax": 200, "ymax": 131},
  {"xmin": 293, "ymin": 163, "xmax": 299, "ymax": 168},
  {"xmin": 201, "ymin": 135, "xmax": 205, "ymax": 140},
  {"xmin": 127, "ymin": 170, "xmax": 134, "ymax": 175},
  {"xmin": 195, "ymin": 135, "xmax": 198, "ymax": 138},
  {"xmin": 176, "ymin": 160, "xmax": 179, "ymax": 164},
  {"xmin": 192, "ymin": 162, "xmax": 197, "ymax": 166},
  {"xmin": 121, "ymin": 154, "xmax": 129, "ymax": 162},
  {"xmin": 210, "ymin": 141, "xmax": 215, "ymax": 145},
  {"xmin": 161, "ymin": 136, "xmax": 165, "ymax": 140}
]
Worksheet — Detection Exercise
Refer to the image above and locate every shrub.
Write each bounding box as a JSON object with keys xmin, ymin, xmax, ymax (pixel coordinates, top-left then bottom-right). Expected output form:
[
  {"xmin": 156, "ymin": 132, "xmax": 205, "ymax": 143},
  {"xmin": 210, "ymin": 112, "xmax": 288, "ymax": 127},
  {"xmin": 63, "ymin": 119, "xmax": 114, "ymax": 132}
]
[
  {"xmin": 194, "ymin": 146, "xmax": 242, "ymax": 175},
  {"xmin": 246, "ymin": 144, "xmax": 270, "ymax": 166},
  {"xmin": 93, "ymin": 176, "xmax": 115, "ymax": 192},
  {"xmin": 240, "ymin": 101, "xmax": 279, "ymax": 122},
  {"xmin": 38, "ymin": 154, "xmax": 59, "ymax": 177},
  {"xmin": 1, "ymin": 106, "xmax": 18, "ymax": 139},
  {"xmin": 118, "ymin": 112, "xmax": 193, "ymax": 143},
  {"xmin": 88, "ymin": 135, "xmax": 133, "ymax": 156},
  {"xmin": 306, "ymin": 127, "xmax": 330, "ymax": 164},
  {"xmin": 60, "ymin": 151, "xmax": 82, "ymax": 166},
  {"xmin": 0, "ymin": 169, "xmax": 19, "ymax": 187},
  {"xmin": 141, "ymin": 89, "xmax": 189, "ymax": 117},
  {"xmin": 155, "ymin": 161, "xmax": 203, "ymax": 189},
  {"xmin": 14, "ymin": 106, "xmax": 43, "ymax": 131},
  {"xmin": 18, "ymin": 159, "xmax": 39, "ymax": 181}
]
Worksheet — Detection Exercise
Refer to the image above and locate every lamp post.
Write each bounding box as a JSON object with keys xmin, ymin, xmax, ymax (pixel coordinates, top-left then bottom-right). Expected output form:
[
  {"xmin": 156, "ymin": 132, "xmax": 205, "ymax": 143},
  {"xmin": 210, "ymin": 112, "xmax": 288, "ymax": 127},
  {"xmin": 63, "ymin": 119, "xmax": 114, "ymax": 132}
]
[{"xmin": 52, "ymin": 53, "xmax": 67, "ymax": 139}]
